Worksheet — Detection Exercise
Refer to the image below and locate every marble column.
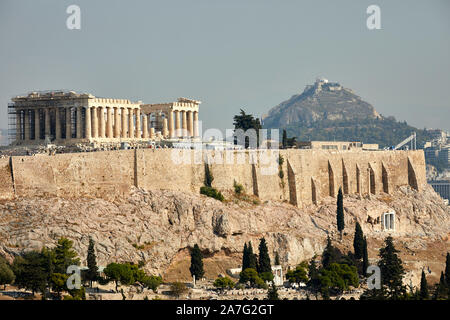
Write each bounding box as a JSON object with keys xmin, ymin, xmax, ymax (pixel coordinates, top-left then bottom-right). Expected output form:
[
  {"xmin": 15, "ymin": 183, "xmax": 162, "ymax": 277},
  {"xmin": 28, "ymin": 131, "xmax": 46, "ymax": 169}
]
[
  {"xmin": 128, "ymin": 108, "xmax": 134, "ymax": 138},
  {"xmin": 168, "ymin": 110, "xmax": 174, "ymax": 138},
  {"xmin": 182, "ymin": 110, "xmax": 187, "ymax": 137},
  {"xmin": 85, "ymin": 106, "xmax": 91, "ymax": 139},
  {"xmin": 91, "ymin": 107, "xmax": 98, "ymax": 138},
  {"xmin": 193, "ymin": 111, "xmax": 199, "ymax": 137},
  {"xmin": 121, "ymin": 107, "xmax": 127, "ymax": 138},
  {"xmin": 44, "ymin": 108, "xmax": 50, "ymax": 139},
  {"xmin": 55, "ymin": 108, "xmax": 61, "ymax": 140},
  {"xmin": 66, "ymin": 108, "xmax": 72, "ymax": 140},
  {"xmin": 76, "ymin": 106, "xmax": 83, "ymax": 139},
  {"xmin": 34, "ymin": 109, "xmax": 40, "ymax": 140},
  {"xmin": 24, "ymin": 110, "xmax": 30, "ymax": 141},
  {"xmin": 175, "ymin": 111, "xmax": 181, "ymax": 137},
  {"xmin": 106, "ymin": 107, "xmax": 113, "ymax": 138},
  {"xmin": 163, "ymin": 118, "xmax": 168, "ymax": 137},
  {"xmin": 114, "ymin": 107, "xmax": 120, "ymax": 138},
  {"xmin": 142, "ymin": 114, "xmax": 149, "ymax": 138},
  {"xmin": 149, "ymin": 127, "xmax": 155, "ymax": 139},
  {"xmin": 135, "ymin": 109, "xmax": 141, "ymax": 138},
  {"xmin": 99, "ymin": 107, "xmax": 106, "ymax": 138},
  {"xmin": 187, "ymin": 111, "xmax": 193, "ymax": 137}
]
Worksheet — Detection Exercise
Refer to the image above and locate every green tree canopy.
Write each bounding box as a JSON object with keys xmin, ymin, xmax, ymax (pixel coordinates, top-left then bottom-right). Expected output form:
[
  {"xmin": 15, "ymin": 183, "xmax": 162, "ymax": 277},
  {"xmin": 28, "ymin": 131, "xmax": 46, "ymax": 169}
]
[
  {"xmin": 274, "ymin": 252, "xmax": 280, "ymax": 266},
  {"xmin": 378, "ymin": 236, "xmax": 406, "ymax": 299},
  {"xmin": 247, "ymin": 242, "xmax": 257, "ymax": 271},
  {"xmin": 85, "ymin": 236, "xmax": 99, "ymax": 287},
  {"xmin": 445, "ymin": 252, "xmax": 450, "ymax": 289},
  {"xmin": 286, "ymin": 262, "xmax": 308, "ymax": 284},
  {"xmin": 189, "ymin": 244, "xmax": 205, "ymax": 280},
  {"xmin": 322, "ymin": 236, "xmax": 343, "ymax": 269},
  {"xmin": 257, "ymin": 238, "xmax": 272, "ymax": 274},
  {"xmin": 318, "ymin": 263, "xmax": 359, "ymax": 295},
  {"xmin": 213, "ymin": 277, "xmax": 235, "ymax": 290},
  {"xmin": 353, "ymin": 222, "xmax": 364, "ymax": 260},
  {"xmin": 103, "ymin": 262, "xmax": 134, "ymax": 292},
  {"xmin": 362, "ymin": 236, "xmax": 369, "ymax": 276},
  {"xmin": 233, "ymin": 109, "xmax": 262, "ymax": 148},
  {"xmin": 0, "ymin": 258, "xmax": 15, "ymax": 290},
  {"xmin": 267, "ymin": 282, "xmax": 279, "ymax": 300},
  {"xmin": 419, "ymin": 270, "xmax": 429, "ymax": 300},
  {"xmin": 53, "ymin": 237, "xmax": 80, "ymax": 274},
  {"xmin": 239, "ymin": 268, "xmax": 267, "ymax": 288},
  {"xmin": 336, "ymin": 188, "xmax": 345, "ymax": 238},
  {"xmin": 12, "ymin": 251, "xmax": 48, "ymax": 295}
]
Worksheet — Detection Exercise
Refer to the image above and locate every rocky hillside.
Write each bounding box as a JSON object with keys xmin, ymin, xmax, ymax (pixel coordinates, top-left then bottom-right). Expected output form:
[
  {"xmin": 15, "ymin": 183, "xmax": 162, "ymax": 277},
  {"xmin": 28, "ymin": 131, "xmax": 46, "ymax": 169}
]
[
  {"xmin": 0, "ymin": 184, "xmax": 448, "ymax": 287},
  {"xmin": 262, "ymin": 79, "xmax": 435, "ymax": 148}
]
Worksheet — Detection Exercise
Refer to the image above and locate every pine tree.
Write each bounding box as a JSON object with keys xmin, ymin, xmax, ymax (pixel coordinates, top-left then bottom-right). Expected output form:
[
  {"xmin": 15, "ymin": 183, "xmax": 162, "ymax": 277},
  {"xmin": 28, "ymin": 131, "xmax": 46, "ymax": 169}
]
[
  {"xmin": 267, "ymin": 282, "xmax": 279, "ymax": 300},
  {"xmin": 53, "ymin": 237, "xmax": 80, "ymax": 274},
  {"xmin": 353, "ymin": 222, "xmax": 364, "ymax": 260},
  {"xmin": 189, "ymin": 244, "xmax": 204, "ymax": 280},
  {"xmin": 336, "ymin": 187, "xmax": 345, "ymax": 239},
  {"xmin": 362, "ymin": 236, "xmax": 369, "ymax": 276},
  {"xmin": 378, "ymin": 236, "xmax": 405, "ymax": 299},
  {"xmin": 86, "ymin": 236, "xmax": 99, "ymax": 288},
  {"xmin": 257, "ymin": 238, "xmax": 272, "ymax": 274},
  {"xmin": 307, "ymin": 258, "xmax": 320, "ymax": 294},
  {"xmin": 247, "ymin": 242, "xmax": 257, "ymax": 270},
  {"xmin": 242, "ymin": 243, "xmax": 249, "ymax": 270},
  {"xmin": 274, "ymin": 252, "xmax": 280, "ymax": 266},
  {"xmin": 419, "ymin": 270, "xmax": 429, "ymax": 300}
]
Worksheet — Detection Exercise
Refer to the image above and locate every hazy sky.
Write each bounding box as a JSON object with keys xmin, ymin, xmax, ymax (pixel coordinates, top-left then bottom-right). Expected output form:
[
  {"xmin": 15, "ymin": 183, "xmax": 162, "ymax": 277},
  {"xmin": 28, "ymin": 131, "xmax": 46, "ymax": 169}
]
[{"xmin": 1, "ymin": 0, "xmax": 449, "ymax": 134}]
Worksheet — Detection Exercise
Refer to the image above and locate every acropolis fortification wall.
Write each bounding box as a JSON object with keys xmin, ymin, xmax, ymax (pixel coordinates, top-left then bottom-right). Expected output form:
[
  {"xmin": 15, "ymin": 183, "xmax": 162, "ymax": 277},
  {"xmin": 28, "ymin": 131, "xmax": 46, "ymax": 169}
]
[{"xmin": 0, "ymin": 149, "xmax": 426, "ymax": 205}]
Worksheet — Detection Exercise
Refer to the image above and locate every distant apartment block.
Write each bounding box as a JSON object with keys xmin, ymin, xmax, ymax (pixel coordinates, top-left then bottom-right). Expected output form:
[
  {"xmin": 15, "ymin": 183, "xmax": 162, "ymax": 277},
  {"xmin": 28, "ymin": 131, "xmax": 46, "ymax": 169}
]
[
  {"xmin": 297, "ymin": 141, "xmax": 378, "ymax": 151},
  {"xmin": 439, "ymin": 147, "xmax": 450, "ymax": 166},
  {"xmin": 430, "ymin": 180, "xmax": 450, "ymax": 201}
]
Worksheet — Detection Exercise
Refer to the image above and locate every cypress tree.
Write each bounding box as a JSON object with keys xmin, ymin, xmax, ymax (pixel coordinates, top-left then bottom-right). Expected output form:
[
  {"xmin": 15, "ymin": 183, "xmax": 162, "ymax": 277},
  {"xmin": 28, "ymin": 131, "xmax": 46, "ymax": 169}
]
[
  {"xmin": 419, "ymin": 270, "xmax": 429, "ymax": 300},
  {"xmin": 378, "ymin": 236, "xmax": 405, "ymax": 299},
  {"xmin": 362, "ymin": 236, "xmax": 369, "ymax": 276},
  {"xmin": 189, "ymin": 244, "xmax": 204, "ymax": 280},
  {"xmin": 321, "ymin": 236, "xmax": 344, "ymax": 269},
  {"xmin": 282, "ymin": 130, "xmax": 287, "ymax": 149},
  {"xmin": 247, "ymin": 242, "xmax": 257, "ymax": 270},
  {"xmin": 274, "ymin": 252, "xmax": 280, "ymax": 266},
  {"xmin": 267, "ymin": 282, "xmax": 279, "ymax": 300},
  {"xmin": 322, "ymin": 236, "xmax": 336, "ymax": 269},
  {"xmin": 204, "ymin": 163, "xmax": 213, "ymax": 187},
  {"xmin": 336, "ymin": 187, "xmax": 345, "ymax": 239},
  {"xmin": 445, "ymin": 252, "xmax": 450, "ymax": 289},
  {"xmin": 353, "ymin": 222, "xmax": 364, "ymax": 260},
  {"xmin": 257, "ymin": 238, "xmax": 272, "ymax": 274},
  {"xmin": 242, "ymin": 243, "xmax": 249, "ymax": 270},
  {"xmin": 433, "ymin": 271, "xmax": 447, "ymax": 300},
  {"xmin": 86, "ymin": 236, "xmax": 99, "ymax": 288}
]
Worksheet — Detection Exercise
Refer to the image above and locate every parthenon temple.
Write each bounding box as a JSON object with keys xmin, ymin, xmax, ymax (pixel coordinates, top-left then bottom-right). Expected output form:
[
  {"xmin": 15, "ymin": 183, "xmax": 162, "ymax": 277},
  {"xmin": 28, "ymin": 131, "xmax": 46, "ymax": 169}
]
[{"xmin": 9, "ymin": 91, "xmax": 201, "ymax": 145}]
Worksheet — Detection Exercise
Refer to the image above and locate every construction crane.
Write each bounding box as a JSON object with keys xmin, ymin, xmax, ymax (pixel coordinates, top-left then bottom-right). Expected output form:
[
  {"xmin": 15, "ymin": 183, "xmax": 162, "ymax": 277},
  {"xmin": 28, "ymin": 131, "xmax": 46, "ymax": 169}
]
[{"xmin": 393, "ymin": 132, "xmax": 417, "ymax": 150}]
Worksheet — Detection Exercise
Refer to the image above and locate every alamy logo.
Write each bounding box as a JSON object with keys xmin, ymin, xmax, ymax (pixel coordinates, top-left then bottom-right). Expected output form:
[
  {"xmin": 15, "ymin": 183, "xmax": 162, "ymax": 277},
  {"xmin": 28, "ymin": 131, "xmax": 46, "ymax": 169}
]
[
  {"xmin": 366, "ymin": 265, "xmax": 381, "ymax": 290},
  {"xmin": 66, "ymin": 5, "xmax": 81, "ymax": 30},
  {"xmin": 366, "ymin": 5, "xmax": 381, "ymax": 30},
  {"xmin": 66, "ymin": 265, "xmax": 81, "ymax": 290}
]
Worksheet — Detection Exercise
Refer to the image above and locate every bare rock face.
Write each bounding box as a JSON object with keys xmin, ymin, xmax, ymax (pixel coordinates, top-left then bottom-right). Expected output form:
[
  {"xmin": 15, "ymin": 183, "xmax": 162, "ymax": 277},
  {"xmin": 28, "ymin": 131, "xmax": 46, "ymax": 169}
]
[{"xmin": 0, "ymin": 185, "xmax": 448, "ymax": 286}]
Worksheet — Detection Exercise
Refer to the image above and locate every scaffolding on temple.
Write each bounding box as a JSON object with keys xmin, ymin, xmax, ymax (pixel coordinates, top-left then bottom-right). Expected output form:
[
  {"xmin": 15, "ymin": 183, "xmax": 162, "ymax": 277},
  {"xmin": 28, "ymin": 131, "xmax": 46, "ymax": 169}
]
[{"xmin": 7, "ymin": 103, "xmax": 18, "ymax": 145}]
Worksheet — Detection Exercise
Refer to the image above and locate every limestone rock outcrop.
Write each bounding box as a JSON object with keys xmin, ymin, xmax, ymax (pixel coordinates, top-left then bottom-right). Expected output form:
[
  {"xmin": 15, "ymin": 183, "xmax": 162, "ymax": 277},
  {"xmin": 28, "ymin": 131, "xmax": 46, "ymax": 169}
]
[{"xmin": 0, "ymin": 185, "xmax": 448, "ymax": 286}]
